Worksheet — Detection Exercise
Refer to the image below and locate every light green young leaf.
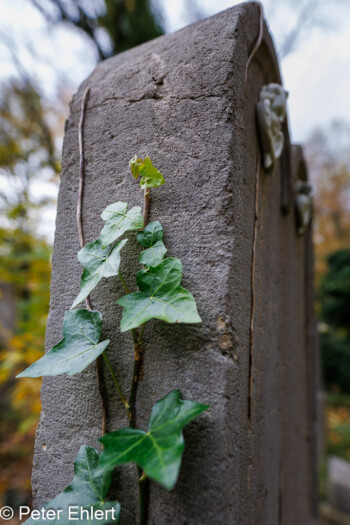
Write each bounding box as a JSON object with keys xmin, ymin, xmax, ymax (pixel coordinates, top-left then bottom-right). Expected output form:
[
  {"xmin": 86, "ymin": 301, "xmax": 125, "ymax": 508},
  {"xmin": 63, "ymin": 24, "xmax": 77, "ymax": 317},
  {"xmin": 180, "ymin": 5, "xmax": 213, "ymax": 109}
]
[
  {"xmin": 129, "ymin": 154, "xmax": 143, "ymax": 179},
  {"xmin": 23, "ymin": 446, "xmax": 120, "ymax": 525},
  {"xmin": 139, "ymin": 157, "xmax": 165, "ymax": 189},
  {"xmin": 100, "ymin": 201, "xmax": 143, "ymax": 248},
  {"xmin": 16, "ymin": 310, "xmax": 110, "ymax": 377},
  {"xmin": 129, "ymin": 155, "xmax": 165, "ymax": 189},
  {"xmin": 99, "ymin": 390, "xmax": 208, "ymax": 490},
  {"xmin": 72, "ymin": 239, "xmax": 127, "ymax": 308},
  {"xmin": 117, "ymin": 257, "xmax": 201, "ymax": 332},
  {"xmin": 137, "ymin": 221, "xmax": 167, "ymax": 268}
]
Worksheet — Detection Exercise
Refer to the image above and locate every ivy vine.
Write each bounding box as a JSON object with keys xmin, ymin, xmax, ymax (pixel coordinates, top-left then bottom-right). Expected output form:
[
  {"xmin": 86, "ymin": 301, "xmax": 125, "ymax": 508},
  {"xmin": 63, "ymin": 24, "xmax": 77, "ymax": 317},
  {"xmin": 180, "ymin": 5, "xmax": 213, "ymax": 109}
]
[{"xmin": 17, "ymin": 153, "xmax": 208, "ymax": 524}]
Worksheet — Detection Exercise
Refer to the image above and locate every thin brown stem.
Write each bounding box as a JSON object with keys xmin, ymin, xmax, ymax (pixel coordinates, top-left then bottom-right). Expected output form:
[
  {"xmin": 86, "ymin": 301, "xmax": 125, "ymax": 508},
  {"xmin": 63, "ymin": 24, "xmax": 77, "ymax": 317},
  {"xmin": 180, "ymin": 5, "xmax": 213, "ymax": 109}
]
[
  {"xmin": 77, "ymin": 85, "xmax": 108, "ymax": 435},
  {"xmin": 95, "ymin": 356, "xmax": 107, "ymax": 435},
  {"xmin": 77, "ymin": 86, "xmax": 90, "ymax": 249},
  {"xmin": 128, "ymin": 188, "xmax": 151, "ymax": 522},
  {"xmin": 248, "ymin": 154, "xmax": 261, "ymax": 422},
  {"xmin": 118, "ymin": 272, "xmax": 131, "ymax": 294},
  {"xmin": 143, "ymin": 188, "xmax": 150, "ymax": 228},
  {"xmin": 103, "ymin": 353, "xmax": 130, "ymax": 415},
  {"xmin": 245, "ymin": 1, "xmax": 263, "ymax": 427},
  {"xmin": 245, "ymin": 2, "xmax": 264, "ymax": 84},
  {"xmin": 128, "ymin": 187, "xmax": 151, "ymax": 427},
  {"xmin": 127, "ymin": 281, "xmax": 148, "ymax": 428},
  {"xmin": 138, "ymin": 468, "xmax": 149, "ymax": 525},
  {"xmin": 139, "ymin": 323, "xmax": 146, "ymax": 344},
  {"xmin": 128, "ymin": 339, "xmax": 144, "ymax": 428},
  {"xmin": 128, "ymin": 188, "xmax": 150, "ymax": 427}
]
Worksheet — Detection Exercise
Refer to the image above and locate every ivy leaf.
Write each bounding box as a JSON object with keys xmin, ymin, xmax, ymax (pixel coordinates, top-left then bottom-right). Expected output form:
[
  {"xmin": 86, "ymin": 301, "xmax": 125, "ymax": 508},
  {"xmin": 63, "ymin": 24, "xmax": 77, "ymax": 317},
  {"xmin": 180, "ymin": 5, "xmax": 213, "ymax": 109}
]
[
  {"xmin": 99, "ymin": 390, "xmax": 208, "ymax": 490},
  {"xmin": 72, "ymin": 239, "xmax": 128, "ymax": 309},
  {"xmin": 16, "ymin": 310, "xmax": 110, "ymax": 377},
  {"xmin": 23, "ymin": 446, "xmax": 120, "ymax": 525},
  {"xmin": 117, "ymin": 257, "xmax": 202, "ymax": 332},
  {"xmin": 100, "ymin": 201, "xmax": 143, "ymax": 248},
  {"xmin": 129, "ymin": 155, "xmax": 165, "ymax": 189},
  {"xmin": 137, "ymin": 220, "xmax": 163, "ymax": 247},
  {"xmin": 129, "ymin": 154, "xmax": 143, "ymax": 179},
  {"xmin": 138, "ymin": 157, "xmax": 165, "ymax": 189},
  {"xmin": 137, "ymin": 221, "xmax": 167, "ymax": 268}
]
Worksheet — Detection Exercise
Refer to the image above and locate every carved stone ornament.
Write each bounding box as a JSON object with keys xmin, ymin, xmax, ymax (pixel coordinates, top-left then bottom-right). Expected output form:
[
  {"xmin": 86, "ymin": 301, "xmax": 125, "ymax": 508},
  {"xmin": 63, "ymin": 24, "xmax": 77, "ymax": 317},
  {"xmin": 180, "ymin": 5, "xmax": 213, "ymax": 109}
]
[
  {"xmin": 256, "ymin": 83, "xmax": 288, "ymax": 173},
  {"xmin": 295, "ymin": 180, "xmax": 313, "ymax": 236}
]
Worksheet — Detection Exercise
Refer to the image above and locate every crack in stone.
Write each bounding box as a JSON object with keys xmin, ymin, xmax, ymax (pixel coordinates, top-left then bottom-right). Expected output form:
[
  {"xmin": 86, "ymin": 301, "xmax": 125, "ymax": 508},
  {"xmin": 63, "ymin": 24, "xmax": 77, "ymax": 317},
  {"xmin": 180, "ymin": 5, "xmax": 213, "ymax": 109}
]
[{"xmin": 70, "ymin": 92, "xmax": 230, "ymax": 115}]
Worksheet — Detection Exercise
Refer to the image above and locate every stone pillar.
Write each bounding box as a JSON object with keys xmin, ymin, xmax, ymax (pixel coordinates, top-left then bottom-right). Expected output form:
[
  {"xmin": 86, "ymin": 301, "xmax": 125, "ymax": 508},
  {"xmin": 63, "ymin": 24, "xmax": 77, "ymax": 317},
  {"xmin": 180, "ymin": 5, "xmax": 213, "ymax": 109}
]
[{"xmin": 32, "ymin": 3, "xmax": 319, "ymax": 524}]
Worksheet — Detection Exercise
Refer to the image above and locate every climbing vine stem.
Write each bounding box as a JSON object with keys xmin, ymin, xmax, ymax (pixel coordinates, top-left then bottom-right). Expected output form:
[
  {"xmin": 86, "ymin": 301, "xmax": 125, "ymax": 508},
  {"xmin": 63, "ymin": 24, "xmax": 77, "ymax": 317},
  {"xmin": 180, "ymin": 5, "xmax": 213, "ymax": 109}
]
[
  {"xmin": 77, "ymin": 85, "xmax": 109, "ymax": 435},
  {"xmin": 128, "ymin": 187, "xmax": 151, "ymax": 429},
  {"xmin": 131, "ymin": 188, "xmax": 152, "ymax": 524},
  {"xmin": 77, "ymin": 86, "xmax": 134, "ymax": 433},
  {"xmin": 102, "ymin": 353, "xmax": 130, "ymax": 414},
  {"xmin": 143, "ymin": 188, "xmax": 150, "ymax": 226},
  {"xmin": 245, "ymin": 0, "xmax": 263, "ymax": 425},
  {"xmin": 118, "ymin": 272, "xmax": 131, "ymax": 294}
]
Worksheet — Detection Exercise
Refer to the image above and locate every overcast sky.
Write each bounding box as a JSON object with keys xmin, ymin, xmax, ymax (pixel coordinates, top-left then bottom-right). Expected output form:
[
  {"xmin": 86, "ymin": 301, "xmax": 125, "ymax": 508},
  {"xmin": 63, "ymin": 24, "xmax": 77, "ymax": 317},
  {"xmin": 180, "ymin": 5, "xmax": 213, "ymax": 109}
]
[
  {"xmin": 2, "ymin": 0, "xmax": 349, "ymax": 142},
  {"xmin": 1, "ymin": 0, "xmax": 349, "ymax": 238},
  {"xmin": 165, "ymin": 0, "xmax": 350, "ymax": 143}
]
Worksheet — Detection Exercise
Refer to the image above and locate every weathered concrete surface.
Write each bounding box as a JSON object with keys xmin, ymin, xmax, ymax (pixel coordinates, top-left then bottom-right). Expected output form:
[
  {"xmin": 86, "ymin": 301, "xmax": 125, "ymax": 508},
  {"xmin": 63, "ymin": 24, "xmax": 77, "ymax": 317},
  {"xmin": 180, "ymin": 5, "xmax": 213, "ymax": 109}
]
[{"xmin": 32, "ymin": 3, "xmax": 320, "ymax": 523}]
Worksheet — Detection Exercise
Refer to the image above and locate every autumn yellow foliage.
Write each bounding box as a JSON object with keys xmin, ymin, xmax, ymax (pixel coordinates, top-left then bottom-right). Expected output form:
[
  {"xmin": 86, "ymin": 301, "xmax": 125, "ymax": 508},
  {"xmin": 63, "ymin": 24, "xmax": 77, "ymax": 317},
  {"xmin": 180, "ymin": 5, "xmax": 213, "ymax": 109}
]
[{"xmin": 0, "ymin": 229, "xmax": 51, "ymax": 507}]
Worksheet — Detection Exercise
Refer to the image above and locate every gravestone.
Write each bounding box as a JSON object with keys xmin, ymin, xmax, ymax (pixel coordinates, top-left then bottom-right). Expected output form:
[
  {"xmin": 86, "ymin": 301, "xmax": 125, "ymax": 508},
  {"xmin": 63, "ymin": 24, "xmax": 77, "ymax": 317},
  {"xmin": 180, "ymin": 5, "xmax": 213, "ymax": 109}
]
[
  {"xmin": 32, "ymin": 3, "xmax": 320, "ymax": 523},
  {"xmin": 328, "ymin": 457, "xmax": 350, "ymax": 515}
]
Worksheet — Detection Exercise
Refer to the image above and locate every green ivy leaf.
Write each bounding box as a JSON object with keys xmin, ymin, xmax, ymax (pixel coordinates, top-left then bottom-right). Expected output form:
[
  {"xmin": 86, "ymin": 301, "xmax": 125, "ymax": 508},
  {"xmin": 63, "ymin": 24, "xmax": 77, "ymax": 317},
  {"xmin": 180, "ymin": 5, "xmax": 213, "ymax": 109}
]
[
  {"xmin": 99, "ymin": 390, "xmax": 208, "ymax": 490},
  {"xmin": 16, "ymin": 310, "xmax": 110, "ymax": 377},
  {"xmin": 100, "ymin": 201, "xmax": 143, "ymax": 248},
  {"xmin": 129, "ymin": 154, "xmax": 143, "ymax": 179},
  {"xmin": 138, "ymin": 157, "xmax": 165, "ymax": 189},
  {"xmin": 129, "ymin": 155, "xmax": 165, "ymax": 189},
  {"xmin": 23, "ymin": 446, "xmax": 120, "ymax": 525},
  {"xmin": 137, "ymin": 221, "xmax": 167, "ymax": 268},
  {"xmin": 117, "ymin": 257, "xmax": 201, "ymax": 332},
  {"xmin": 72, "ymin": 239, "xmax": 128, "ymax": 309}
]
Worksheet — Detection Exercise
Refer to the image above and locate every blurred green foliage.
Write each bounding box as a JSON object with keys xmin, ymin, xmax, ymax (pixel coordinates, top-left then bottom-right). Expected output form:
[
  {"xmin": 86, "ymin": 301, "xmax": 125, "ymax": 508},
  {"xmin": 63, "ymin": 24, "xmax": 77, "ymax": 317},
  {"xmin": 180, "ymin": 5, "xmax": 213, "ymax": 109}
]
[
  {"xmin": 0, "ymin": 76, "xmax": 59, "ymax": 509},
  {"xmin": 319, "ymin": 249, "xmax": 350, "ymax": 394},
  {"xmin": 100, "ymin": 0, "xmax": 163, "ymax": 54},
  {"xmin": 326, "ymin": 393, "xmax": 350, "ymax": 461},
  {"xmin": 0, "ymin": 226, "xmax": 51, "ymax": 507},
  {"xmin": 321, "ymin": 250, "xmax": 350, "ymax": 329},
  {"xmin": 30, "ymin": 0, "xmax": 163, "ymax": 60}
]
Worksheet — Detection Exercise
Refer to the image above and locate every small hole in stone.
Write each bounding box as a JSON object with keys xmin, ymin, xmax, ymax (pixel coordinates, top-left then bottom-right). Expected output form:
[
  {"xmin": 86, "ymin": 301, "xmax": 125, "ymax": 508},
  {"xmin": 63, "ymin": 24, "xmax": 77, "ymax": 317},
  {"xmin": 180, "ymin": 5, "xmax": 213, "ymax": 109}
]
[{"xmin": 42, "ymin": 444, "xmax": 47, "ymax": 450}]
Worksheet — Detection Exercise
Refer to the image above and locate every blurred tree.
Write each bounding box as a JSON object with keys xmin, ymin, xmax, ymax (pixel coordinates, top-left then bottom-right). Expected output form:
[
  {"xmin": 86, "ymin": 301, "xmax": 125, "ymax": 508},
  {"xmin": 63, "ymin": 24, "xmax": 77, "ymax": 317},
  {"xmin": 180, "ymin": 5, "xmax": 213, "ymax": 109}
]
[
  {"xmin": 30, "ymin": 0, "xmax": 163, "ymax": 60},
  {"xmin": 0, "ymin": 76, "xmax": 59, "ymax": 508},
  {"xmin": 304, "ymin": 121, "xmax": 350, "ymax": 282},
  {"xmin": 321, "ymin": 250, "xmax": 350, "ymax": 329},
  {"xmin": 304, "ymin": 121, "xmax": 350, "ymax": 398},
  {"xmin": 0, "ymin": 77, "xmax": 61, "ymax": 233},
  {"xmin": 0, "ymin": 78, "xmax": 60, "ymax": 174},
  {"xmin": 325, "ymin": 393, "xmax": 350, "ymax": 462},
  {"xmin": 319, "ymin": 249, "xmax": 350, "ymax": 394},
  {"xmin": 0, "ymin": 227, "xmax": 51, "ymax": 508}
]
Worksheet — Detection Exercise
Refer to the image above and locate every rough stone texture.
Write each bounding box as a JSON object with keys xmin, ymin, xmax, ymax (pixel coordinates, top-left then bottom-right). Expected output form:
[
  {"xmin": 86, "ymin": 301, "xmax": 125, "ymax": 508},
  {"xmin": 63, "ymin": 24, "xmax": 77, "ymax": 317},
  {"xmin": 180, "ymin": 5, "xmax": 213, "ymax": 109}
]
[{"xmin": 32, "ymin": 3, "xmax": 320, "ymax": 523}]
